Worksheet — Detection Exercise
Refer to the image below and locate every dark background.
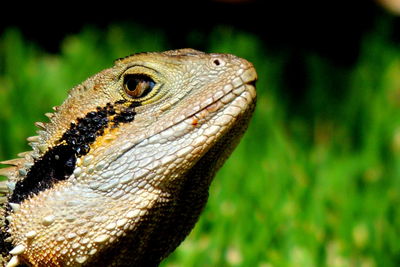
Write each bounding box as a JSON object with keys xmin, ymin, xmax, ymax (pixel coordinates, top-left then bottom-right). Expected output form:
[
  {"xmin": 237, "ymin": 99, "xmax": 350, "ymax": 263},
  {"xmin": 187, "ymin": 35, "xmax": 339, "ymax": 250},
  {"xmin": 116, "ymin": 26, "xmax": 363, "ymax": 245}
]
[{"xmin": 0, "ymin": 0, "xmax": 384, "ymax": 65}]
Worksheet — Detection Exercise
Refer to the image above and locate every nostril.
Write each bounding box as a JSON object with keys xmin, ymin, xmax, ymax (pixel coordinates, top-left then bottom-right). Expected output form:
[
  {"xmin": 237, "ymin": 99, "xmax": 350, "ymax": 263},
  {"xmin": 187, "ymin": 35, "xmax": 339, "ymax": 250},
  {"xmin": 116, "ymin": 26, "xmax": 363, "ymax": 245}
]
[{"xmin": 213, "ymin": 59, "xmax": 220, "ymax": 66}]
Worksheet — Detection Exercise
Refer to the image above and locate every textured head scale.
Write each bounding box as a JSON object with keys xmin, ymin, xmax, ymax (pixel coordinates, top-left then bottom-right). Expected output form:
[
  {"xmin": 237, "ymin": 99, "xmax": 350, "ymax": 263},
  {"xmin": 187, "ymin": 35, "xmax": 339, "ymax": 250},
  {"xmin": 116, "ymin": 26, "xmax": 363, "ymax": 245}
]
[{"xmin": 0, "ymin": 49, "xmax": 257, "ymax": 266}]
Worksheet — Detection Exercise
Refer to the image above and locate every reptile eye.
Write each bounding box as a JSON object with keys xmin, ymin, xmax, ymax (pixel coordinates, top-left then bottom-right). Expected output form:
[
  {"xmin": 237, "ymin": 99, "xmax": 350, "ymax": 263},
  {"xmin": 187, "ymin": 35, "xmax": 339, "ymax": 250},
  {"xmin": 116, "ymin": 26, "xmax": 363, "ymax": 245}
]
[{"xmin": 123, "ymin": 74, "xmax": 155, "ymax": 98}]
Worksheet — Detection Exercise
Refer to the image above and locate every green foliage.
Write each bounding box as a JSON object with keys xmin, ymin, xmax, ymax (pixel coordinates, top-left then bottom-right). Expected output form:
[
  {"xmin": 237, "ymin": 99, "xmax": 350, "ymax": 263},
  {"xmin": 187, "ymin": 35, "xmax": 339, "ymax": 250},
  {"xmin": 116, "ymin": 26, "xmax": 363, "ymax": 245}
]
[{"xmin": 0, "ymin": 19, "xmax": 400, "ymax": 266}]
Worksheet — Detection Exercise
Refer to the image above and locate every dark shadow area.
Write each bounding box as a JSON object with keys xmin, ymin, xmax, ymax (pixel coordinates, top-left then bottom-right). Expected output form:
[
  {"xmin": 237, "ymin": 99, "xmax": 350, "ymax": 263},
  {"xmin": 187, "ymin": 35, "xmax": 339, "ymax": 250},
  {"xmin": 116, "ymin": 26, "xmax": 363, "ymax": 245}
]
[{"xmin": 0, "ymin": 0, "xmax": 382, "ymax": 66}]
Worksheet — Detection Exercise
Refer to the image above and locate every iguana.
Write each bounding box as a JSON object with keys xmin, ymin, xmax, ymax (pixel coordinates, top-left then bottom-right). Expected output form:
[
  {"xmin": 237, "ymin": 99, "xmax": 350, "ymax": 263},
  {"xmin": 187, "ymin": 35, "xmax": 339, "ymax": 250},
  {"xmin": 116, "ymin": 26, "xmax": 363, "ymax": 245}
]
[{"xmin": 0, "ymin": 49, "xmax": 257, "ymax": 266}]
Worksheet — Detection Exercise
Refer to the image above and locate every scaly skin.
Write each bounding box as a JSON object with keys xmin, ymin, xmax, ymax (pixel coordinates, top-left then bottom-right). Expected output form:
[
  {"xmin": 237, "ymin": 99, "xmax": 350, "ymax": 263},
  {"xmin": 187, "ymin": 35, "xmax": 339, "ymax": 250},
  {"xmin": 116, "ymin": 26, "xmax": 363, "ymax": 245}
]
[{"xmin": 0, "ymin": 49, "xmax": 257, "ymax": 266}]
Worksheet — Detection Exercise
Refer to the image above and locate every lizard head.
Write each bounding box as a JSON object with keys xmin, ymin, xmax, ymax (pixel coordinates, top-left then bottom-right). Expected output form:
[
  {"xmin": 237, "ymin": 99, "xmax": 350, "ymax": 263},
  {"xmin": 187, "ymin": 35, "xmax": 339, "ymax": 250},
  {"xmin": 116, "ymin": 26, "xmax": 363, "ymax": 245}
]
[{"xmin": 0, "ymin": 49, "xmax": 257, "ymax": 266}]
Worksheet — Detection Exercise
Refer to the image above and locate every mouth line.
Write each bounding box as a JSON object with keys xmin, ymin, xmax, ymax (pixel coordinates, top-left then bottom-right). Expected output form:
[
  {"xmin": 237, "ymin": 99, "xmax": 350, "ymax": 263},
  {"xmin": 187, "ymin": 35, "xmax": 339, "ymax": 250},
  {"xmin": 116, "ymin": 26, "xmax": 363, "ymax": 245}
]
[
  {"xmin": 176, "ymin": 76, "xmax": 256, "ymax": 129},
  {"xmin": 105, "ymin": 77, "xmax": 256, "ymax": 167},
  {"xmin": 247, "ymin": 79, "xmax": 257, "ymax": 87},
  {"xmin": 149, "ymin": 66, "xmax": 257, "ymax": 139}
]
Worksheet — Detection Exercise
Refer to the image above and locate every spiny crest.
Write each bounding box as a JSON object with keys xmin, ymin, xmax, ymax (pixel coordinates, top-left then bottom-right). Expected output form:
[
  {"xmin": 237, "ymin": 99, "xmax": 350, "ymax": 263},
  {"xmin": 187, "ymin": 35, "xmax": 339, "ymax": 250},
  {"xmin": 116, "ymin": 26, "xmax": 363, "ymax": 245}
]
[
  {"xmin": 114, "ymin": 48, "xmax": 205, "ymax": 66},
  {"xmin": 0, "ymin": 110, "xmax": 59, "ymax": 266},
  {"xmin": 30, "ymin": 112, "xmax": 58, "ymax": 155},
  {"xmin": 0, "ymin": 108, "xmax": 59, "ymax": 192},
  {"xmin": 0, "ymin": 158, "xmax": 23, "ymax": 212}
]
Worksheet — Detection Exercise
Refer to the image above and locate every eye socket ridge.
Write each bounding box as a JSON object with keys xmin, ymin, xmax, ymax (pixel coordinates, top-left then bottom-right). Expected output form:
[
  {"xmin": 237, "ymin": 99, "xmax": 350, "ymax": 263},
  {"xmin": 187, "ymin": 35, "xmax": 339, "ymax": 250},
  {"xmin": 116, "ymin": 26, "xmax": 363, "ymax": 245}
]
[{"xmin": 123, "ymin": 74, "xmax": 156, "ymax": 99}]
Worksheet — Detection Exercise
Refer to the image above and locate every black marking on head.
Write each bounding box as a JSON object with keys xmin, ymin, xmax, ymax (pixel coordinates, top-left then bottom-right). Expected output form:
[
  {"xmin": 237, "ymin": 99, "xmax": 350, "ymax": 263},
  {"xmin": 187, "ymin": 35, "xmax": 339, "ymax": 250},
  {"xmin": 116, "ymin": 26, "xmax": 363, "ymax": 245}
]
[
  {"xmin": 9, "ymin": 101, "xmax": 141, "ymax": 204},
  {"xmin": 0, "ymin": 225, "xmax": 12, "ymax": 259},
  {"xmin": 9, "ymin": 145, "xmax": 76, "ymax": 204},
  {"xmin": 60, "ymin": 105, "xmax": 112, "ymax": 156},
  {"xmin": 115, "ymin": 99, "xmax": 127, "ymax": 105},
  {"xmin": 112, "ymin": 102, "xmax": 140, "ymax": 126}
]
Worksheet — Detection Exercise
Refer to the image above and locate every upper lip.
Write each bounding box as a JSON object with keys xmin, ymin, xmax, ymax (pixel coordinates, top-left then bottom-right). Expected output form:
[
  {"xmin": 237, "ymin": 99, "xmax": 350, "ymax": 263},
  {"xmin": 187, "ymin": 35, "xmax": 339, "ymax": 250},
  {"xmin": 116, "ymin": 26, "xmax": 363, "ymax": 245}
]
[{"xmin": 241, "ymin": 66, "xmax": 258, "ymax": 86}]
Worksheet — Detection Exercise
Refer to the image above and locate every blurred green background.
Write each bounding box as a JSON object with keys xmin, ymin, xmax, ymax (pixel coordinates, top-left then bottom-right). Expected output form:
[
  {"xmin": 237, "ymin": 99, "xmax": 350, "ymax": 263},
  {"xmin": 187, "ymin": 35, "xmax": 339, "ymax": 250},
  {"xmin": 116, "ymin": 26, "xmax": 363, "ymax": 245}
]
[{"xmin": 1, "ymin": 1, "xmax": 400, "ymax": 266}]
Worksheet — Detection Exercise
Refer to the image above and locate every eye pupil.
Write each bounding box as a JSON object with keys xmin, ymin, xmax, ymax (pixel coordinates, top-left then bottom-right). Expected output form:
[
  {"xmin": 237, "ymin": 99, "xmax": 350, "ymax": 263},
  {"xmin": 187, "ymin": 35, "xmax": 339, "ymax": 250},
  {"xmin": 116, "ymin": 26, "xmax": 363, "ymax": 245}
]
[{"xmin": 124, "ymin": 74, "xmax": 155, "ymax": 98}]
